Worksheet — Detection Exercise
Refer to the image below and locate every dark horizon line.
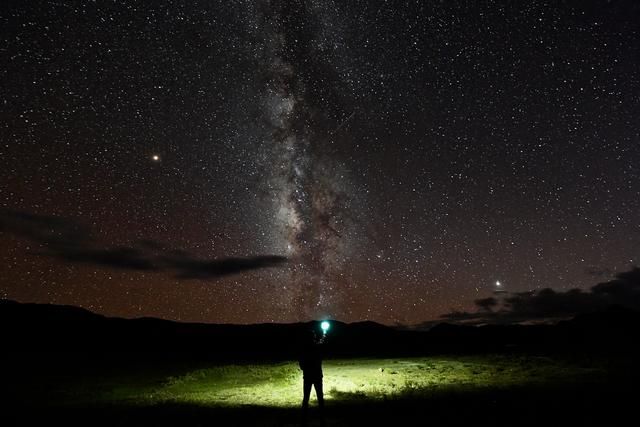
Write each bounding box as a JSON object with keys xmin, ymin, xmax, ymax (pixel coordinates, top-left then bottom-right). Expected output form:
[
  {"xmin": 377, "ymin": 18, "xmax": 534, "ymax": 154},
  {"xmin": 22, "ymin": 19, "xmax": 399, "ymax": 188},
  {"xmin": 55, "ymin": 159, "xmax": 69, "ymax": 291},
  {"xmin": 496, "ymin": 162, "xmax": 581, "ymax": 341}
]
[
  {"xmin": 5, "ymin": 297, "xmax": 637, "ymax": 330},
  {"xmin": 0, "ymin": 298, "xmax": 397, "ymax": 328}
]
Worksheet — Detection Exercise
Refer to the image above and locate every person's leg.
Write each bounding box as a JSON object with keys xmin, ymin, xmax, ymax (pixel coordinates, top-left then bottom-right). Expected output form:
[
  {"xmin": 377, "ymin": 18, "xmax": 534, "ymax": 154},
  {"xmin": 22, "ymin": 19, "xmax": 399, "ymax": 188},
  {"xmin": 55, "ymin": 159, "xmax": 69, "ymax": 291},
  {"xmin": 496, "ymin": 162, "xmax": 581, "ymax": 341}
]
[
  {"xmin": 302, "ymin": 376, "xmax": 312, "ymax": 408},
  {"xmin": 315, "ymin": 377, "xmax": 324, "ymax": 409},
  {"xmin": 315, "ymin": 377, "xmax": 326, "ymax": 426}
]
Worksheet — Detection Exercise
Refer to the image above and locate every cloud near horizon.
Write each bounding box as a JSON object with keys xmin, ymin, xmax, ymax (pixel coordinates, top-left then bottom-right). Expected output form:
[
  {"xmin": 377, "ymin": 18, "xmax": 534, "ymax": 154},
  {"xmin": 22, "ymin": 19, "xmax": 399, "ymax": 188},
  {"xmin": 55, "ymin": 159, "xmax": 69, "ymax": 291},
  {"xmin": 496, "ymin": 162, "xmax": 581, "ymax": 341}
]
[
  {"xmin": 0, "ymin": 209, "xmax": 288, "ymax": 279},
  {"xmin": 417, "ymin": 267, "xmax": 640, "ymax": 328}
]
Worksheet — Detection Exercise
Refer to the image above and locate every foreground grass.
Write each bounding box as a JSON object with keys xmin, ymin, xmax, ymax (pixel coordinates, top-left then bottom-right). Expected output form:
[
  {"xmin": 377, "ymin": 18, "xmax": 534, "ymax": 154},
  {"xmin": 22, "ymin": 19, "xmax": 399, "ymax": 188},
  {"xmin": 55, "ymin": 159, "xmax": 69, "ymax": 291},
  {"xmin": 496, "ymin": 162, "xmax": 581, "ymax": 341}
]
[{"xmin": 27, "ymin": 355, "xmax": 606, "ymax": 408}]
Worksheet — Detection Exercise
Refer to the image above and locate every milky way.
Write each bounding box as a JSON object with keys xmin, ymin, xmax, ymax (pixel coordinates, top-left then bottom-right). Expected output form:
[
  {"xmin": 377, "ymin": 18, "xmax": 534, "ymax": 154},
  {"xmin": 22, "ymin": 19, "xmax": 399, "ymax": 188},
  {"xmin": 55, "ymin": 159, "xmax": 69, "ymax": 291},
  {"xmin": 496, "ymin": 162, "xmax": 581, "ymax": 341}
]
[
  {"xmin": 1, "ymin": 1, "xmax": 639, "ymax": 325},
  {"xmin": 255, "ymin": 1, "xmax": 360, "ymax": 317}
]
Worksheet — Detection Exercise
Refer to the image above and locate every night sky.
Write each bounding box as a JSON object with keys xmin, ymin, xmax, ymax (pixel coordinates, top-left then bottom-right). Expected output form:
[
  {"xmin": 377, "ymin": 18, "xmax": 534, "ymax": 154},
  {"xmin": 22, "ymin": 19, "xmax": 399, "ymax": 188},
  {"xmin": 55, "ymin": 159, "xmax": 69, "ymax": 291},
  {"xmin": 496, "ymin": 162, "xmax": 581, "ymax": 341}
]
[{"xmin": 1, "ymin": 0, "xmax": 639, "ymax": 325}]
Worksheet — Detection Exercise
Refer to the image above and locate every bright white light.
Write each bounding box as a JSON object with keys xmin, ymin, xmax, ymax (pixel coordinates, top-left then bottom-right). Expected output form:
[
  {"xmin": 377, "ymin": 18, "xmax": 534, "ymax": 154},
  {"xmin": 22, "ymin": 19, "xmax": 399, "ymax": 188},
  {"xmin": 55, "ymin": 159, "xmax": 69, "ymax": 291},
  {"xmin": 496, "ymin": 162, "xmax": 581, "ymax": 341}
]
[
  {"xmin": 496, "ymin": 281, "xmax": 502, "ymax": 287},
  {"xmin": 152, "ymin": 154, "xmax": 160, "ymax": 161},
  {"xmin": 321, "ymin": 321, "xmax": 330, "ymax": 333}
]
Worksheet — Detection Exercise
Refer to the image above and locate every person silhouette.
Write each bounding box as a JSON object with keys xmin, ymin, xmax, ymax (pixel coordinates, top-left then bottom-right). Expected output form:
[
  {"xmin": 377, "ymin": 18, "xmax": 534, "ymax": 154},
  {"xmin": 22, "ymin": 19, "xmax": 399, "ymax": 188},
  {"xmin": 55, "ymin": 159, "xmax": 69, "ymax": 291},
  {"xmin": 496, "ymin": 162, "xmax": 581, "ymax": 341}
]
[{"xmin": 299, "ymin": 326, "xmax": 325, "ymax": 414}]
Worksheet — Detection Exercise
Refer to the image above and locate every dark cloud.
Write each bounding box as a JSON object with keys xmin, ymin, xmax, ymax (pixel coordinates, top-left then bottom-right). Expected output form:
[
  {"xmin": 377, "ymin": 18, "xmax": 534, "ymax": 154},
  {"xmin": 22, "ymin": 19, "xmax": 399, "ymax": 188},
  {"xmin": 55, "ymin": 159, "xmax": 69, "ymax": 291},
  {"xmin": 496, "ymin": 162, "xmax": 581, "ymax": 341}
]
[
  {"xmin": 0, "ymin": 210, "xmax": 287, "ymax": 279},
  {"xmin": 475, "ymin": 297, "xmax": 499, "ymax": 312},
  {"xmin": 158, "ymin": 252, "xmax": 288, "ymax": 280},
  {"xmin": 62, "ymin": 247, "xmax": 157, "ymax": 271},
  {"xmin": 430, "ymin": 267, "xmax": 640, "ymax": 326},
  {"xmin": 0, "ymin": 210, "xmax": 91, "ymax": 249},
  {"xmin": 592, "ymin": 268, "xmax": 640, "ymax": 304}
]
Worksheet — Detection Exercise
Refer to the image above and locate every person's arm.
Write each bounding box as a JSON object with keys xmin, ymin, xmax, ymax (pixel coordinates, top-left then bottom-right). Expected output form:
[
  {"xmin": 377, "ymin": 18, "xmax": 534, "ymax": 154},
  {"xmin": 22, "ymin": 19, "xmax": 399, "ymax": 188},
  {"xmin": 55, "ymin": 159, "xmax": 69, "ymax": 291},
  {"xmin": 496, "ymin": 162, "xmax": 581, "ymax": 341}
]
[
  {"xmin": 318, "ymin": 334, "xmax": 326, "ymax": 345},
  {"xmin": 298, "ymin": 352, "xmax": 306, "ymax": 370}
]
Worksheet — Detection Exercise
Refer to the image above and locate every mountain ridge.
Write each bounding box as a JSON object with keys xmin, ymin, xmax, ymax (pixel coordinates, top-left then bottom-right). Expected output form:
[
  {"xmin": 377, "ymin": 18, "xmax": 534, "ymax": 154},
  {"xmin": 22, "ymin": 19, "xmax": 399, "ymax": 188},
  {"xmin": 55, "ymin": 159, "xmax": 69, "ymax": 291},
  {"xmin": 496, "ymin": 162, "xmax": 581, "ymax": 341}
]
[{"xmin": 3, "ymin": 299, "xmax": 639, "ymax": 360}]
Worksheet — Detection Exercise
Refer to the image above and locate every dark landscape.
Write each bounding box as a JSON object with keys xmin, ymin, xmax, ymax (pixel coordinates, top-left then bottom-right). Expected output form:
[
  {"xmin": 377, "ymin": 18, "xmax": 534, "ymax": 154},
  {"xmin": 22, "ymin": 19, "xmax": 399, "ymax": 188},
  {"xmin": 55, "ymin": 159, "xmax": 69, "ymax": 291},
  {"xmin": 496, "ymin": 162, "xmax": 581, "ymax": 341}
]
[{"xmin": 3, "ymin": 299, "xmax": 640, "ymax": 426}]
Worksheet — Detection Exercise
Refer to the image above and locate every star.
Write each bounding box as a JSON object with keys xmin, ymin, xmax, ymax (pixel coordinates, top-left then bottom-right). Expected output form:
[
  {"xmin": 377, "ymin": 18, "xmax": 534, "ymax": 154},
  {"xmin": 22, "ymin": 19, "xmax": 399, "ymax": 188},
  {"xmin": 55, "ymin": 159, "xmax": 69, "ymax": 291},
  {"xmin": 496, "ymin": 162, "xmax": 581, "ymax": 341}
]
[{"xmin": 1, "ymin": 0, "xmax": 638, "ymax": 325}]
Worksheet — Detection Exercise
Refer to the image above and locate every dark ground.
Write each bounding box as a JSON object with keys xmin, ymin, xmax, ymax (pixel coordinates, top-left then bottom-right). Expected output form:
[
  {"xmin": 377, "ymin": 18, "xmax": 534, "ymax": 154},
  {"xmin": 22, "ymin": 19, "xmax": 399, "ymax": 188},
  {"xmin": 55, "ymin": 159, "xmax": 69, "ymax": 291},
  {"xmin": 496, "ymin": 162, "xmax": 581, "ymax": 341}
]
[
  {"xmin": 2, "ymin": 353, "xmax": 638, "ymax": 427},
  {"xmin": 3, "ymin": 301, "xmax": 640, "ymax": 426}
]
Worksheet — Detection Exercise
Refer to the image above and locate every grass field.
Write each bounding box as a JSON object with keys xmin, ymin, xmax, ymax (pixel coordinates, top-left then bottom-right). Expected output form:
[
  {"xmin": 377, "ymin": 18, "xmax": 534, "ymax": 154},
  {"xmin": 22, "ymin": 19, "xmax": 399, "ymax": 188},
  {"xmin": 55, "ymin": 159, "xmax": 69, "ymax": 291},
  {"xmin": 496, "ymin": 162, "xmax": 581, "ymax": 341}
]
[
  {"xmin": 6, "ymin": 354, "xmax": 635, "ymax": 426},
  {"xmin": 22, "ymin": 355, "xmax": 605, "ymax": 407}
]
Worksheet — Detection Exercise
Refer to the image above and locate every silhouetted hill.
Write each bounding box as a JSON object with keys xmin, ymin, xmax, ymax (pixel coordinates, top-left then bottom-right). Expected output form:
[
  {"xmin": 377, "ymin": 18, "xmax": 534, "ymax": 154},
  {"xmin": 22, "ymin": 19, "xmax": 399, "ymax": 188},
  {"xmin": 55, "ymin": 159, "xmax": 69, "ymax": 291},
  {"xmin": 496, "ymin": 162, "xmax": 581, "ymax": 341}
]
[
  {"xmin": 2, "ymin": 299, "xmax": 640, "ymax": 361},
  {"xmin": 0, "ymin": 299, "xmax": 415, "ymax": 360}
]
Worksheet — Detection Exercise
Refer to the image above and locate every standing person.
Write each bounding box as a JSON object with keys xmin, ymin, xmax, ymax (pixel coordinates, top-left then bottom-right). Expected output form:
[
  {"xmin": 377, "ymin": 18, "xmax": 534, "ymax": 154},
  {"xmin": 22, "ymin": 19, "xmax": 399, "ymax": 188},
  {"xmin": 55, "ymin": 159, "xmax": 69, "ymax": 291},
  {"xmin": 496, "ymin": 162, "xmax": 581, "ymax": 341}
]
[{"xmin": 299, "ymin": 326, "xmax": 325, "ymax": 414}]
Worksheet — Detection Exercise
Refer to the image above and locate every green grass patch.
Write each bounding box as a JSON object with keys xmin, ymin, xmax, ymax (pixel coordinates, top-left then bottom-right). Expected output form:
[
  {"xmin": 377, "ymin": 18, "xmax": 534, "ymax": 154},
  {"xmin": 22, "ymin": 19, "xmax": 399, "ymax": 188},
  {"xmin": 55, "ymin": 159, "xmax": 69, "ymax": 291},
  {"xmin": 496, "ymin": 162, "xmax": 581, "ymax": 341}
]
[{"xmin": 36, "ymin": 355, "xmax": 604, "ymax": 408}]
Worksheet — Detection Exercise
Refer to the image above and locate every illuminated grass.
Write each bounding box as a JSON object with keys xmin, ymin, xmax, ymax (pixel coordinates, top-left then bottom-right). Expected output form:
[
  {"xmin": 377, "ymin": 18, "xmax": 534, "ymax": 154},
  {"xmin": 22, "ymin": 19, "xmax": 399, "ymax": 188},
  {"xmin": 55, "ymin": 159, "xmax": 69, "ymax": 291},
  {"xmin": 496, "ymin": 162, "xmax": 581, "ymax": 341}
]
[{"xmin": 82, "ymin": 355, "xmax": 603, "ymax": 408}]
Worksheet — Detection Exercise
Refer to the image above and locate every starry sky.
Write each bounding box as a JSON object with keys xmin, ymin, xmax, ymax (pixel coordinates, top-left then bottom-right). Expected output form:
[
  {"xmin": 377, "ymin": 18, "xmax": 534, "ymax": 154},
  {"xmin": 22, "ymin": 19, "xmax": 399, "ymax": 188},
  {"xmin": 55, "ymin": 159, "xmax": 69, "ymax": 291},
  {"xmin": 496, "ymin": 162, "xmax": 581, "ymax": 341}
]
[{"xmin": 1, "ymin": 0, "xmax": 639, "ymax": 325}]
